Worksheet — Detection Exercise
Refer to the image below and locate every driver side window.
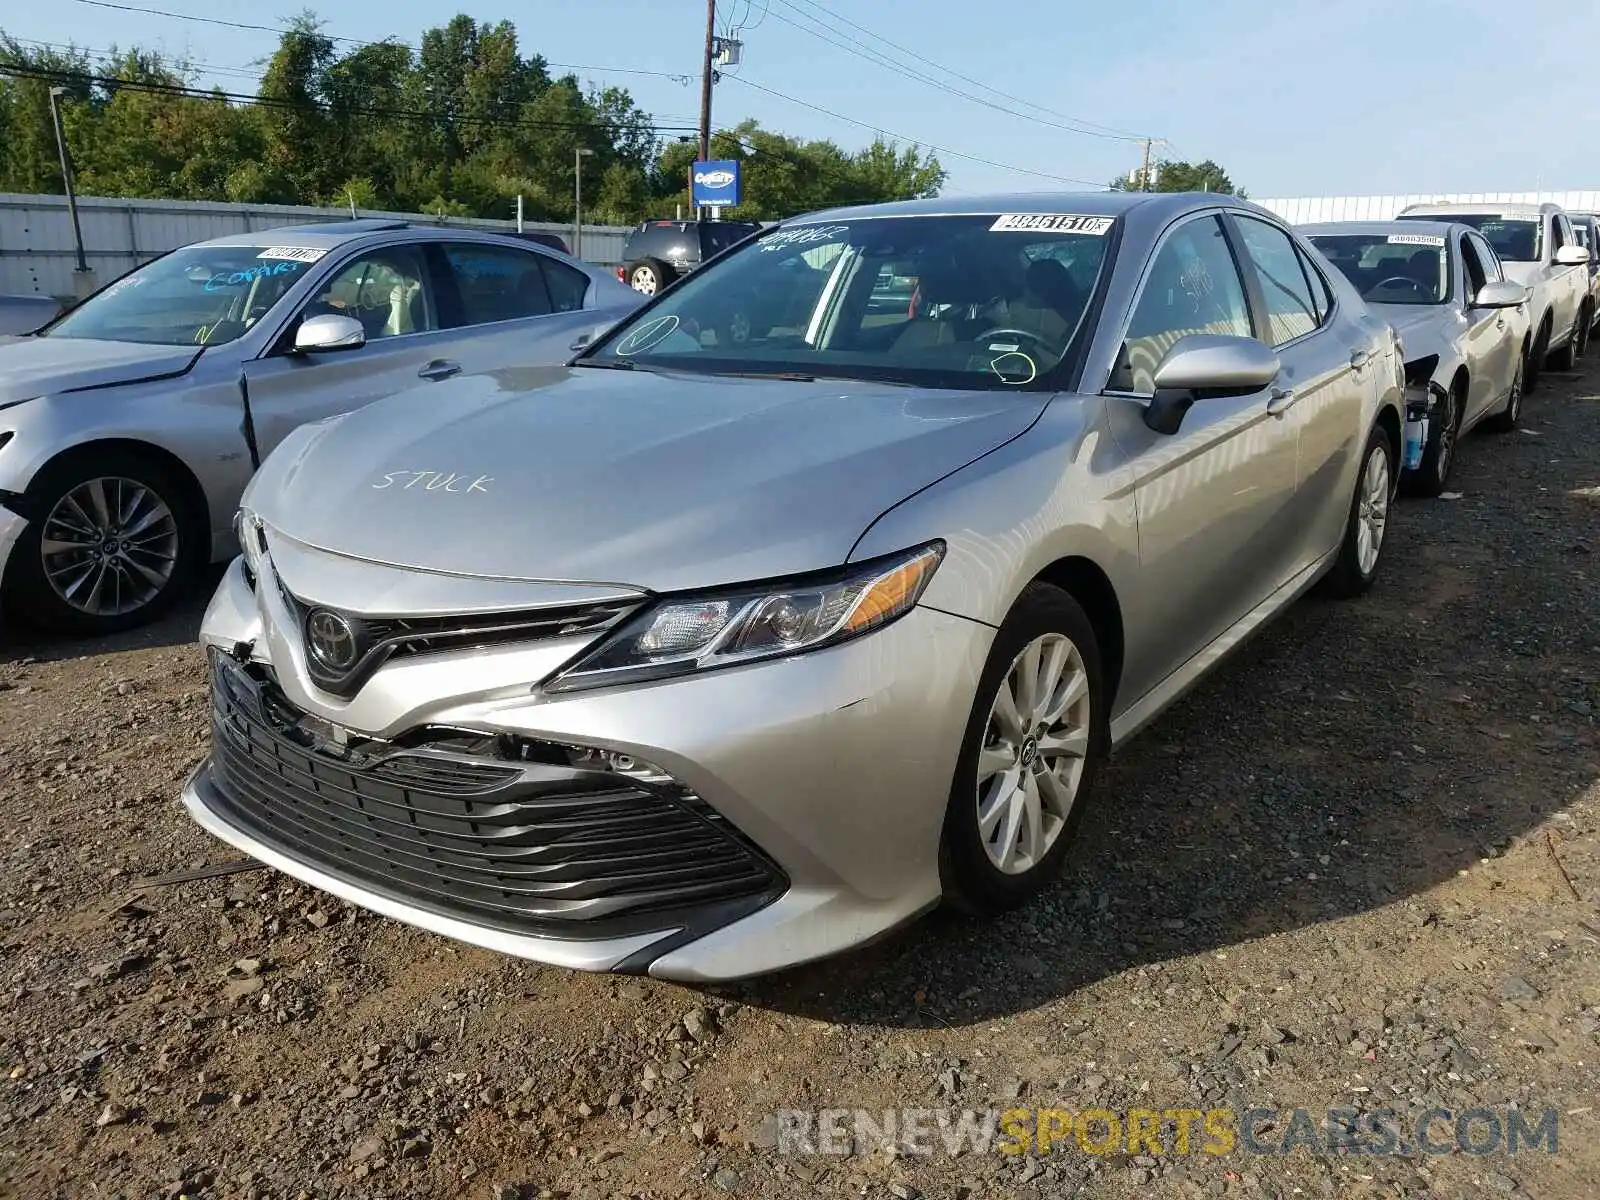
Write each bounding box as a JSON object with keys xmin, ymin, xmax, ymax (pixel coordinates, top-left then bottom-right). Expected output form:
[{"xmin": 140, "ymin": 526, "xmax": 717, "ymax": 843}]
[
  {"xmin": 1111, "ymin": 215, "xmax": 1253, "ymax": 395},
  {"xmin": 304, "ymin": 246, "xmax": 436, "ymax": 343}
]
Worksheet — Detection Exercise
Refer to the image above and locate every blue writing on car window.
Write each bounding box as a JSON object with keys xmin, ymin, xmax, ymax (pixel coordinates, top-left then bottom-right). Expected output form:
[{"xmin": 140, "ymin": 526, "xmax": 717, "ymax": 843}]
[{"xmin": 202, "ymin": 260, "xmax": 306, "ymax": 293}]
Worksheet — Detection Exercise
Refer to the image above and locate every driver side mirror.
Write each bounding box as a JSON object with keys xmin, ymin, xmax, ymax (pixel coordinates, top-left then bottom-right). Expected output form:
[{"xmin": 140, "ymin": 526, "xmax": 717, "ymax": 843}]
[
  {"xmin": 1471, "ymin": 280, "xmax": 1527, "ymax": 309},
  {"xmin": 294, "ymin": 313, "xmax": 366, "ymax": 354},
  {"xmin": 1555, "ymin": 244, "xmax": 1591, "ymax": 267},
  {"xmin": 1141, "ymin": 334, "xmax": 1281, "ymax": 436}
]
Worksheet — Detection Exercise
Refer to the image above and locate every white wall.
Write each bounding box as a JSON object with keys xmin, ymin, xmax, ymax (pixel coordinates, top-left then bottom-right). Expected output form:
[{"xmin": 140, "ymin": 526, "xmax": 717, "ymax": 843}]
[
  {"xmin": 1256, "ymin": 191, "xmax": 1600, "ymax": 225},
  {"xmin": 0, "ymin": 192, "xmax": 632, "ymax": 299}
]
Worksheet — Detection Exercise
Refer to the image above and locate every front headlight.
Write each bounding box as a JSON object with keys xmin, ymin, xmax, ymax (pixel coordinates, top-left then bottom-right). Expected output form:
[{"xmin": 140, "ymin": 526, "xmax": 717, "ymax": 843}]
[
  {"xmin": 233, "ymin": 509, "xmax": 267, "ymax": 586},
  {"xmin": 546, "ymin": 541, "xmax": 945, "ymax": 693}
]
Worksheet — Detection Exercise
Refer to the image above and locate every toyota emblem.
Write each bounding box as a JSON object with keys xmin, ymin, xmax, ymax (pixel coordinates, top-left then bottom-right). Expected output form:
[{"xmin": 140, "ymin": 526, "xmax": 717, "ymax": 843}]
[{"xmin": 306, "ymin": 609, "xmax": 359, "ymax": 671}]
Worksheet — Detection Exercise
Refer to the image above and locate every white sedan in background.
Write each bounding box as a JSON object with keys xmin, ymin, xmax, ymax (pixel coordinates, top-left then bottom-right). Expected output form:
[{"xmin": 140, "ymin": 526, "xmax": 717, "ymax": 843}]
[{"xmin": 1303, "ymin": 220, "xmax": 1530, "ymax": 496}]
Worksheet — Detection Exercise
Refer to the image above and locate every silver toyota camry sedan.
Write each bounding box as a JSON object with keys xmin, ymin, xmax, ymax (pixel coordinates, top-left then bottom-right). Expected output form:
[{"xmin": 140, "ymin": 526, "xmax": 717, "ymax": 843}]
[{"xmin": 184, "ymin": 192, "xmax": 1405, "ymax": 981}]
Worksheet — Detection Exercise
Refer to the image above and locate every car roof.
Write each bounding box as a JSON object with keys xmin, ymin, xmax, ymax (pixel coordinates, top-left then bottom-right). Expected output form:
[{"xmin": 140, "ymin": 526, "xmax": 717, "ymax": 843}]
[
  {"xmin": 1400, "ymin": 201, "xmax": 1557, "ymax": 219},
  {"xmin": 789, "ymin": 190, "xmax": 1279, "ymax": 224},
  {"xmin": 1301, "ymin": 219, "xmax": 1461, "ymax": 239},
  {"xmin": 192, "ymin": 219, "xmax": 573, "ymax": 254}
]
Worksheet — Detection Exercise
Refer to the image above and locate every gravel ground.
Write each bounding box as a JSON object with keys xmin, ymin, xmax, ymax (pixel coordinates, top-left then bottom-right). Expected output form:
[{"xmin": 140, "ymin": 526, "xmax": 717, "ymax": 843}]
[{"xmin": 2, "ymin": 363, "xmax": 1598, "ymax": 1200}]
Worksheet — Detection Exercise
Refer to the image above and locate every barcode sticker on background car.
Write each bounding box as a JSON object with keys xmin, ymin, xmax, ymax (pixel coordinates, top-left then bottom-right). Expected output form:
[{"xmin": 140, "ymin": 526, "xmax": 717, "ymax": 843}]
[
  {"xmin": 990, "ymin": 214, "xmax": 1114, "ymax": 235},
  {"xmin": 1386, "ymin": 234, "xmax": 1446, "ymax": 247},
  {"xmin": 257, "ymin": 246, "xmax": 329, "ymax": 262}
]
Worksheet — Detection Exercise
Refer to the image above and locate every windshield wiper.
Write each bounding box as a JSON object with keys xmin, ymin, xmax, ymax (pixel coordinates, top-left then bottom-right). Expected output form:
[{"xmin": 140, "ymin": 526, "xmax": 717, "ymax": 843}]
[{"xmin": 570, "ymin": 358, "xmax": 635, "ymax": 371}]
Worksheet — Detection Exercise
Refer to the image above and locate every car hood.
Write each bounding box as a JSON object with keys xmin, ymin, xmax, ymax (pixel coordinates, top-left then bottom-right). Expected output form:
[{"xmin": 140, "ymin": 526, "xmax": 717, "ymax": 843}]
[
  {"xmin": 246, "ymin": 365, "xmax": 1048, "ymax": 593},
  {"xmin": 0, "ymin": 336, "xmax": 203, "ymax": 406},
  {"xmin": 1372, "ymin": 305, "xmax": 1450, "ymax": 363}
]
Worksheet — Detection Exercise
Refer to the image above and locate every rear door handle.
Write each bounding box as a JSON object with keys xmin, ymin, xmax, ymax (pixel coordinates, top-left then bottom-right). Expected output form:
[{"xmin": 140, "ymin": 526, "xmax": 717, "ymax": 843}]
[
  {"xmin": 1349, "ymin": 349, "xmax": 1371, "ymax": 371},
  {"xmin": 418, "ymin": 359, "xmax": 462, "ymax": 381},
  {"xmin": 1267, "ymin": 387, "xmax": 1297, "ymax": 416}
]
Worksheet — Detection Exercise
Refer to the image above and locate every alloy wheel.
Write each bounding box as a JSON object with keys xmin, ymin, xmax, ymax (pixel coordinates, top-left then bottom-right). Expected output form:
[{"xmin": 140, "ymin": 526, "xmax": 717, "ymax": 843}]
[
  {"xmin": 630, "ymin": 267, "xmax": 657, "ymax": 295},
  {"xmin": 1355, "ymin": 443, "xmax": 1390, "ymax": 577},
  {"xmin": 39, "ymin": 476, "xmax": 179, "ymax": 617},
  {"xmin": 975, "ymin": 632, "xmax": 1092, "ymax": 875}
]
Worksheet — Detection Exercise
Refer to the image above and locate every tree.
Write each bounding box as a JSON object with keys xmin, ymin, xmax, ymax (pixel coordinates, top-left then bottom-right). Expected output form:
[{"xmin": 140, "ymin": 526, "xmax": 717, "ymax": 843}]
[
  {"xmin": 1111, "ymin": 157, "xmax": 1244, "ymax": 198},
  {"xmin": 0, "ymin": 15, "xmax": 952, "ymax": 228}
]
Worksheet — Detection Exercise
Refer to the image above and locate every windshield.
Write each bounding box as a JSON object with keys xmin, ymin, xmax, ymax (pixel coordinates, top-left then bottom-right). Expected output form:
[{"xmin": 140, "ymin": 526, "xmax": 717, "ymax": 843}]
[
  {"xmin": 1307, "ymin": 233, "xmax": 1450, "ymax": 304},
  {"xmin": 44, "ymin": 244, "xmax": 323, "ymax": 346},
  {"xmin": 1407, "ymin": 215, "xmax": 1540, "ymax": 263},
  {"xmin": 590, "ymin": 213, "xmax": 1116, "ymax": 389}
]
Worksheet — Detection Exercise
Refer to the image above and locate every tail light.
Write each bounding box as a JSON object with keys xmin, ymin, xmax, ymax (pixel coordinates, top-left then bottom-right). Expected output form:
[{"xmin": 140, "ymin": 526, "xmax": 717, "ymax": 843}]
[{"xmin": 616, "ymin": 266, "xmax": 626, "ymax": 283}]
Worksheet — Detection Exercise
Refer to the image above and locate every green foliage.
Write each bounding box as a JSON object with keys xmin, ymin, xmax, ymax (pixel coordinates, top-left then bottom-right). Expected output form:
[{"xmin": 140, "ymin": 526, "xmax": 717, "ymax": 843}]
[
  {"xmin": 0, "ymin": 16, "xmax": 947, "ymax": 228},
  {"xmin": 1111, "ymin": 158, "xmax": 1244, "ymax": 198}
]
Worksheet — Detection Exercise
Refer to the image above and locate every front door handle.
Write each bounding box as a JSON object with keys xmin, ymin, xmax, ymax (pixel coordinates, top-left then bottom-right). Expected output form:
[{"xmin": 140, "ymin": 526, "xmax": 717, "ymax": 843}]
[
  {"xmin": 419, "ymin": 359, "xmax": 462, "ymax": 381},
  {"xmin": 1496, "ymin": 316, "xmax": 1506, "ymax": 330},
  {"xmin": 1349, "ymin": 349, "xmax": 1371, "ymax": 371},
  {"xmin": 1267, "ymin": 387, "xmax": 1297, "ymax": 416}
]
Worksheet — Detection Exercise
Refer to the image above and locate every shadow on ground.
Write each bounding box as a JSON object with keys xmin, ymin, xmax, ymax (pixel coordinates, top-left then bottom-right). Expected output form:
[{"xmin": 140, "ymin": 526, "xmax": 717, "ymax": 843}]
[{"xmin": 0, "ymin": 563, "xmax": 224, "ymax": 665}]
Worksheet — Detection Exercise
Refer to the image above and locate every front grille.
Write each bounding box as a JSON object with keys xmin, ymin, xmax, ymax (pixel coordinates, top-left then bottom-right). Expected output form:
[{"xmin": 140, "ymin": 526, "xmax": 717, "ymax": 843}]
[
  {"xmin": 204, "ymin": 655, "xmax": 785, "ymax": 940},
  {"xmin": 271, "ymin": 574, "xmax": 637, "ymax": 698}
]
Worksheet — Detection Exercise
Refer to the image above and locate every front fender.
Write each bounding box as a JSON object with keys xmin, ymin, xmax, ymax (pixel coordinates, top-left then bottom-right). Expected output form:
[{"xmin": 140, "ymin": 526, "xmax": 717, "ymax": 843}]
[{"xmin": 849, "ymin": 393, "xmax": 1139, "ymax": 630}]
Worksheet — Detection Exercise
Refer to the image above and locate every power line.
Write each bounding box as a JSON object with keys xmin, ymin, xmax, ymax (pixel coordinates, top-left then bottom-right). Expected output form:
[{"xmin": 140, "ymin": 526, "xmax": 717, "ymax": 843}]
[
  {"xmin": 764, "ymin": 0, "xmax": 1149, "ymax": 142},
  {"xmin": 59, "ymin": 0, "xmax": 695, "ymax": 83},
  {"xmin": 5, "ymin": 35, "xmax": 265, "ymax": 80},
  {"xmin": 0, "ymin": 62, "xmax": 704, "ymax": 136},
  {"xmin": 723, "ymin": 74, "xmax": 1106, "ymax": 189}
]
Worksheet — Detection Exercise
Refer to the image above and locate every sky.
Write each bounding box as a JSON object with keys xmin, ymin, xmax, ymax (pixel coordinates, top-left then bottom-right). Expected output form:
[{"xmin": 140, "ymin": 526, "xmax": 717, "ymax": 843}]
[{"xmin": 6, "ymin": 0, "xmax": 1600, "ymax": 200}]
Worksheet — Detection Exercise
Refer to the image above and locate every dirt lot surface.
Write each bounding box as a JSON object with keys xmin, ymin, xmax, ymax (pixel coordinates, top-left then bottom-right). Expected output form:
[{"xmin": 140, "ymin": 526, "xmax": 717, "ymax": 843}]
[{"xmin": 2, "ymin": 364, "xmax": 1598, "ymax": 1200}]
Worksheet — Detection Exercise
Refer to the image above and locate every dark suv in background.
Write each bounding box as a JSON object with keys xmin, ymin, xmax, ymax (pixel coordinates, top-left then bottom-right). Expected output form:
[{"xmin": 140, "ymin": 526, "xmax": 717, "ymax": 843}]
[{"xmin": 617, "ymin": 218, "xmax": 763, "ymax": 294}]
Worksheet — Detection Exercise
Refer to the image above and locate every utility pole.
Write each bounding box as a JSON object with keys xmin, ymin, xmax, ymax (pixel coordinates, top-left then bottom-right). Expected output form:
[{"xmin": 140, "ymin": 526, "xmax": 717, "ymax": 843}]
[
  {"xmin": 48, "ymin": 87, "xmax": 89, "ymax": 278},
  {"xmin": 574, "ymin": 147, "xmax": 594, "ymax": 258},
  {"xmin": 1139, "ymin": 138, "xmax": 1153, "ymax": 193},
  {"xmin": 696, "ymin": 0, "xmax": 716, "ymax": 220}
]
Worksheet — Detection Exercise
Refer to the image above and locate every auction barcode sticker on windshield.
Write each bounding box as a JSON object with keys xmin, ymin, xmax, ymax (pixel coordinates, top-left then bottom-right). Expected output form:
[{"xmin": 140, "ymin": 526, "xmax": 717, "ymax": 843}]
[
  {"xmin": 1386, "ymin": 234, "xmax": 1445, "ymax": 247},
  {"xmin": 257, "ymin": 246, "xmax": 329, "ymax": 262},
  {"xmin": 991, "ymin": 214, "xmax": 1114, "ymax": 235}
]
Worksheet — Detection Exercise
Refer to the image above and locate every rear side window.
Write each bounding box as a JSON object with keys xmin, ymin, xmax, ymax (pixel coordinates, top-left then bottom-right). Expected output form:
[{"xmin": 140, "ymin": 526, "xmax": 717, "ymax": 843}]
[
  {"xmin": 700, "ymin": 222, "xmax": 758, "ymax": 257},
  {"xmin": 441, "ymin": 244, "xmax": 552, "ymax": 326},
  {"xmin": 1295, "ymin": 243, "xmax": 1335, "ymax": 321},
  {"xmin": 540, "ymin": 258, "xmax": 590, "ymax": 312}
]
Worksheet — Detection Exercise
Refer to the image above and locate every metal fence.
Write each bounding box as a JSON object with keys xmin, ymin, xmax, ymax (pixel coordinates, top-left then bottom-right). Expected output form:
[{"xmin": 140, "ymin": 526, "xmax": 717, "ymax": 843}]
[
  {"xmin": 1257, "ymin": 191, "xmax": 1600, "ymax": 225},
  {"xmin": 0, "ymin": 192, "xmax": 633, "ymax": 300}
]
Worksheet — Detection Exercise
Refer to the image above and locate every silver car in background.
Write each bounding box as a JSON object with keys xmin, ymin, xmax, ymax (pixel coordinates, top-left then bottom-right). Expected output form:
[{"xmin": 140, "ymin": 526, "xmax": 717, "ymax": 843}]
[
  {"xmin": 0, "ymin": 294, "xmax": 62, "ymax": 337},
  {"xmin": 1398, "ymin": 202, "xmax": 1590, "ymax": 388},
  {"xmin": 186, "ymin": 192, "xmax": 1404, "ymax": 981},
  {"xmin": 1303, "ymin": 220, "xmax": 1530, "ymax": 496},
  {"xmin": 1567, "ymin": 213, "xmax": 1600, "ymax": 334},
  {"xmin": 0, "ymin": 218, "xmax": 643, "ymax": 635}
]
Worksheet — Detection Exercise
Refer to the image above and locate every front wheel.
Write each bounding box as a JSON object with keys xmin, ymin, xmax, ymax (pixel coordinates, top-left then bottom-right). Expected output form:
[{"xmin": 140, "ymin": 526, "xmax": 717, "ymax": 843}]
[
  {"xmin": 1319, "ymin": 426, "xmax": 1393, "ymax": 599},
  {"xmin": 2, "ymin": 450, "xmax": 201, "ymax": 636},
  {"xmin": 1548, "ymin": 323, "xmax": 1576, "ymax": 372},
  {"xmin": 1485, "ymin": 356, "xmax": 1524, "ymax": 433},
  {"xmin": 1526, "ymin": 323, "xmax": 1549, "ymax": 392},
  {"xmin": 1574, "ymin": 305, "xmax": 1593, "ymax": 359},
  {"xmin": 1401, "ymin": 384, "xmax": 1459, "ymax": 498},
  {"xmin": 940, "ymin": 583, "xmax": 1109, "ymax": 915}
]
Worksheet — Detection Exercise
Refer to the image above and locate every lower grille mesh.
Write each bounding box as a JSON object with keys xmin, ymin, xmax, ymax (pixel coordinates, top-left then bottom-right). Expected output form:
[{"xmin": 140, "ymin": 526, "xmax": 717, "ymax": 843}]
[{"xmin": 204, "ymin": 656, "xmax": 783, "ymax": 939}]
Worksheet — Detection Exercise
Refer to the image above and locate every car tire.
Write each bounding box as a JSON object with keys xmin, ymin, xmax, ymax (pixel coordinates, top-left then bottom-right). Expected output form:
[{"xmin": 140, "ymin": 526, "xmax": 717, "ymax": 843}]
[
  {"xmin": 627, "ymin": 258, "xmax": 673, "ymax": 296},
  {"xmin": 1548, "ymin": 323, "xmax": 1576, "ymax": 372},
  {"xmin": 1484, "ymin": 356, "xmax": 1524, "ymax": 434},
  {"xmin": 940, "ymin": 582, "xmax": 1109, "ymax": 916},
  {"xmin": 2, "ymin": 448, "xmax": 202, "ymax": 636},
  {"xmin": 1575, "ymin": 305, "xmax": 1593, "ymax": 359},
  {"xmin": 1402, "ymin": 382, "xmax": 1460, "ymax": 499},
  {"xmin": 1525, "ymin": 322, "xmax": 1548, "ymax": 392},
  {"xmin": 1319, "ymin": 425, "xmax": 1394, "ymax": 600}
]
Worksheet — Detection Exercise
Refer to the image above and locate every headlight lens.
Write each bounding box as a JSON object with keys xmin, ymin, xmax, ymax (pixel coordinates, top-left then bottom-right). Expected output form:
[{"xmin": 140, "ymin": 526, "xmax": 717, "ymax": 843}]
[
  {"xmin": 546, "ymin": 541, "xmax": 945, "ymax": 692},
  {"xmin": 233, "ymin": 509, "xmax": 267, "ymax": 580}
]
